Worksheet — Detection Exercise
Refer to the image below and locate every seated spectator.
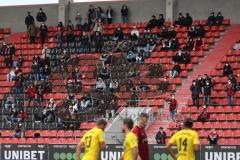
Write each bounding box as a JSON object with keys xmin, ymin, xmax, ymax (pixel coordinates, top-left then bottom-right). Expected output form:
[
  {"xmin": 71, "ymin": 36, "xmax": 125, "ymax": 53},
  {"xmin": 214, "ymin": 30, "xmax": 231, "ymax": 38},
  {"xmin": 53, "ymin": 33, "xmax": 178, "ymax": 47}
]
[
  {"xmin": 208, "ymin": 129, "xmax": 219, "ymax": 145},
  {"xmin": 188, "ymin": 26, "xmax": 196, "ymax": 38},
  {"xmin": 190, "ymin": 80, "xmax": 201, "ymax": 106},
  {"xmin": 13, "ymin": 54, "xmax": 24, "ymax": 68},
  {"xmin": 99, "ymin": 66, "xmax": 110, "ymax": 79},
  {"xmin": 130, "ymin": 26, "xmax": 140, "ymax": 41},
  {"xmin": 158, "ymin": 77, "xmax": 170, "ymax": 93},
  {"xmin": 80, "ymin": 97, "xmax": 92, "ymax": 109},
  {"xmin": 128, "ymin": 66, "xmax": 139, "ymax": 77},
  {"xmin": 125, "ymin": 50, "xmax": 136, "ymax": 63},
  {"xmin": 197, "ymin": 107, "xmax": 209, "ymax": 123},
  {"xmin": 135, "ymin": 52, "xmax": 144, "ymax": 64},
  {"xmin": 36, "ymin": 84, "xmax": 44, "ymax": 107},
  {"xmin": 207, "ymin": 12, "xmax": 216, "ymax": 26},
  {"xmin": 42, "ymin": 64, "xmax": 51, "ymax": 80},
  {"xmin": 225, "ymin": 80, "xmax": 235, "ymax": 106},
  {"xmin": 36, "ymin": 8, "xmax": 47, "ymax": 23},
  {"xmin": 215, "ymin": 12, "xmax": 224, "ymax": 25},
  {"xmin": 183, "ymin": 51, "xmax": 191, "ymax": 64},
  {"xmin": 67, "ymin": 20, "xmax": 74, "ymax": 31},
  {"xmin": 7, "ymin": 69, "xmax": 16, "ymax": 82},
  {"xmin": 69, "ymin": 100, "xmax": 79, "ymax": 115},
  {"xmin": 168, "ymin": 26, "xmax": 176, "ymax": 39},
  {"xmin": 139, "ymin": 81, "xmax": 149, "ymax": 92},
  {"xmin": 169, "ymin": 62, "xmax": 181, "ymax": 78},
  {"xmin": 93, "ymin": 19, "xmax": 103, "ymax": 34},
  {"xmin": 82, "ymin": 18, "xmax": 91, "ymax": 35},
  {"xmin": 168, "ymin": 94, "xmax": 178, "ymax": 121},
  {"xmin": 146, "ymin": 15, "xmax": 158, "ymax": 30},
  {"xmin": 130, "ymin": 91, "xmax": 139, "ymax": 107},
  {"xmin": 42, "ymin": 98, "xmax": 56, "ymax": 122},
  {"xmin": 173, "ymin": 50, "xmax": 184, "ymax": 64},
  {"xmin": 175, "ymin": 13, "xmax": 185, "ymax": 26},
  {"xmin": 155, "ymin": 127, "xmax": 167, "ymax": 144},
  {"xmin": 185, "ymin": 38, "xmax": 195, "ymax": 51},
  {"xmin": 147, "ymin": 38, "xmax": 156, "ymax": 53},
  {"xmin": 223, "ymin": 63, "xmax": 233, "ymax": 76},
  {"xmin": 67, "ymin": 79, "xmax": 74, "ymax": 94},
  {"xmin": 96, "ymin": 78, "xmax": 106, "ymax": 91},
  {"xmin": 109, "ymin": 79, "xmax": 118, "ymax": 93},
  {"xmin": 171, "ymin": 38, "xmax": 179, "ymax": 51},
  {"xmin": 26, "ymin": 84, "xmax": 36, "ymax": 107},
  {"xmin": 233, "ymin": 40, "xmax": 240, "ymax": 50},
  {"xmin": 156, "ymin": 14, "xmax": 165, "ymax": 27},
  {"xmin": 14, "ymin": 123, "xmax": 23, "ymax": 138},
  {"xmin": 75, "ymin": 79, "xmax": 82, "ymax": 93},
  {"xmin": 229, "ymin": 74, "xmax": 237, "ymax": 90},
  {"xmin": 4, "ymin": 94, "xmax": 15, "ymax": 109},
  {"xmin": 195, "ymin": 25, "xmax": 205, "ymax": 37},
  {"xmin": 72, "ymin": 67, "xmax": 82, "ymax": 81},
  {"xmin": 66, "ymin": 30, "xmax": 75, "ymax": 43},
  {"xmin": 194, "ymin": 36, "xmax": 203, "ymax": 51},
  {"xmin": 185, "ymin": 13, "xmax": 193, "ymax": 27},
  {"xmin": 114, "ymin": 27, "xmax": 124, "ymax": 41}
]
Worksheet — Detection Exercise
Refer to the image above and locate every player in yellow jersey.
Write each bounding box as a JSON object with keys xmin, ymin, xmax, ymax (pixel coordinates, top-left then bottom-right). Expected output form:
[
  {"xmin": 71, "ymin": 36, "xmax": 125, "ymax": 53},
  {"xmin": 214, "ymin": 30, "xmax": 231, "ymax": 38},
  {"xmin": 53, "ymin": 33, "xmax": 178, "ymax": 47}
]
[
  {"xmin": 76, "ymin": 119, "xmax": 107, "ymax": 160},
  {"xmin": 120, "ymin": 118, "xmax": 139, "ymax": 160},
  {"xmin": 167, "ymin": 118, "xmax": 200, "ymax": 160}
]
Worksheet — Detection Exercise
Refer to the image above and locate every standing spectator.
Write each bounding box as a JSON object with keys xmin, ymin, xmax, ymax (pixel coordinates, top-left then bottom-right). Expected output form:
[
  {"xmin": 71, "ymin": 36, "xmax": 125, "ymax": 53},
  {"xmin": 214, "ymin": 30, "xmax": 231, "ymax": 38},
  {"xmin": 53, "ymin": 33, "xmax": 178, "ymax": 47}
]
[
  {"xmin": 93, "ymin": 19, "xmax": 103, "ymax": 34},
  {"xmin": 175, "ymin": 13, "xmax": 185, "ymax": 26},
  {"xmin": 132, "ymin": 113, "xmax": 149, "ymax": 160},
  {"xmin": 146, "ymin": 15, "xmax": 158, "ymax": 29},
  {"xmin": 215, "ymin": 12, "xmax": 224, "ymax": 25},
  {"xmin": 14, "ymin": 123, "xmax": 23, "ymax": 138},
  {"xmin": 203, "ymin": 82, "xmax": 212, "ymax": 106},
  {"xmin": 207, "ymin": 12, "xmax": 216, "ymax": 26},
  {"xmin": 36, "ymin": 85, "xmax": 44, "ymax": 108},
  {"xmin": 208, "ymin": 129, "xmax": 219, "ymax": 145},
  {"xmin": 229, "ymin": 74, "xmax": 237, "ymax": 90},
  {"xmin": 56, "ymin": 30, "xmax": 63, "ymax": 46},
  {"xmin": 39, "ymin": 23, "xmax": 48, "ymax": 45},
  {"xmin": 94, "ymin": 32, "xmax": 104, "ymax": 53},
  {"xmin": 168, "ymin": 94, "xmax": 178, "ymax": 121},
  {"xmin": 75, "ymin": 11, "xmax": 82, "ymax": 29},
  {"xmin": 25, "ymin": 12, "xmax": 34, "ymax": 29},
  {"xmin": 121, "ymin": 4, "xmax": 129, "ymax": 23},
  {"xmin": 27, "ymin": 23, "xmax": 37, "ymax": 43},
  {"xmin": 106, "ymin": 6, "xmax": 113, "ymax": 24},
  {"xmin": 157, "ymin": 14, "xmax": 165, "ymax": 27},
  {"xmin": 223, "ymin": 63, "xmax": 233, "ymax": 76},
  {"xmin": 130, "ymin": 26, "xmax": 140, "ymax": 40},
  {"xmin": 42, "ymin": 64, "xmax": 51, "ymax": 80},
  {"xmin": 190, "ymin": 80, "xmax": 201, "ymax": 106},
  {"xmin": 225, "ymin": 80, "xmax": 235, "ymax": 106},
  {"xmin": 36, "ymin": 8, "xmax": 47, "ymax": 24},
  {"xmin": 155, "ymin": 127, "xmax": 167, "ymax": 144},
  {"xmin": 26, "ymin": 84, "xmax": 36, "ymax": 107},
  {"xmin": 185, "ymin": 13, "xmax": 193, "ymax": 27}
]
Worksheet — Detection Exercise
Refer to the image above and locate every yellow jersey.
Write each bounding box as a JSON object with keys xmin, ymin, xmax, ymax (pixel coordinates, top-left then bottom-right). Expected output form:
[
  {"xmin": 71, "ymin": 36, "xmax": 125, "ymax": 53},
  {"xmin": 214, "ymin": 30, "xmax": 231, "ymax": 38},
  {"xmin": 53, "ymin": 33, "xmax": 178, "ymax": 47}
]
[
  {"xmin": 80, "ymin": 127, "xmax": 104, "ymax": 160},
  {"xmin": 169, "ymin": 129, "xmax": 200, "ymax": 160},
  {"xmin": 123, "ymin": 132, "xmax": 138, "ymax": 160}
]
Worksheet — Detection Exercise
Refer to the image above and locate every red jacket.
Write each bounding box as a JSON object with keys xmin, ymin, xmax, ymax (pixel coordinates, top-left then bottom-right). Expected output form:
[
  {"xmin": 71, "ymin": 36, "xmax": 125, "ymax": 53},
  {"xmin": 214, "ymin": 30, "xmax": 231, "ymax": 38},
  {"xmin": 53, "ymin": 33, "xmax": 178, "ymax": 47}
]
[
  {"xmin": 132, "ymin": 126, "xmax": 149, "ymax": 160},
  {"xmin": 225, "ymin": 84, "xmax": 234, "ymax": 96},
  {"xmin": 169, "ymin": 99, "xmax": 178, "ymax": 111},
  {"xmin": 27, "ymin": 87, "xmax": 36, "ymax": 98}
]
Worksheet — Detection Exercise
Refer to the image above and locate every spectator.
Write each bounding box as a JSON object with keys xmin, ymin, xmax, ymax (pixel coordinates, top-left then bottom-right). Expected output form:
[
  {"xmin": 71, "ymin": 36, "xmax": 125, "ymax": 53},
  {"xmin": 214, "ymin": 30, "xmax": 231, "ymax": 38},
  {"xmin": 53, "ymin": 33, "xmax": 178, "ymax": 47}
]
[
  {"xmin": 42, "ymin": 64, "xmax": 51, "ymax": 80},
  {"xmin": 225, "ymin": 80, "xmax": 235, "ymax": 106},
  {"xmin": 175, "ymin": 13, "xmax": 185, "ymax": 26},
  {"xmin": 155, "ymin": 127, "xmax": 167, "ymax": 144},
  {"xmin": 203, "ymin": 81, "xmax": 212, "ymax": 106},
  {"xmin": 169, "ymin": 62, "xmax": 181, "ymax": 78},
  {"xmin": 25, "ymin": 12, "xmax": 34, "ymax": 29},
  {"xmin": 121, "ymin": 4, "xmax": 128, "ymax": 23},
  {"xmin": 39, "ymin": 23, "xmax": 48, "ymax": 45},
  {"xmin": 109, "ymin": 79, "xmax": 118, "ymax": 93},
  {"xmin": 93, "ymin": 19, "xmax": 103, "ymax": 34},
  {"xmin": 139, "ymin": 81, "xmax": 149, "ymax": 92},
  {"xmin": 208, "ymin": 129, "xmax": 219, "ymax": 145},
  {"xmin": 57, "ymin": 21, "xmax": 64, "ymax": 32},
  {"xmin": 106, "ymin": 6, "xmax": 113, "ymax": 24},
  {"xmin": 233, "ymin": 40, "xmax": 240, "ymax": 50},
  {"xmin": 56, "ymin": 30, "xmax": 63, "ymax": 46},
  {"xmin": 87, "ymin": 5, "xmax": 96, "ymax": 23},
  {"xmin": 168, "ymin": 94, "xmax": 178, "ymax": 121},
  {"xmin": 26, "ymin": 84, "xmax": 36, "ymax": 107},
  {"xmin": 36, "ymin": 85, "xmax": 44, "ymax": 107},
  {"xmin": 75, "ymin": 12, "xmax": 82, "ymax": 29},
  {"xmin": 67, "ymin": 20, "xmax": 74, "ymax": 32},
  {"xmin": 80, "ymin": 97, "xmax": 92, "ymax": 110},
  {"xmin": 215, "ymin": 12, "xmax": 224, "ymax": 25},
  {"xmin": 67, "ymin": 79, "xmax": 74, "ymax": 94},
  {"xmin": 43, "ymin": 98, "xmax": 56, "ymax": 122},
  {"xmin": 114, "ymin": 27, "xmax": 124, "ymax": 40},
  {"xmin": 185, "ymin": 13, "xmax": 193, "ymax": 27},
  {"xmin": 96, "ymin": 78, "xmax": 106, "ymax": 91},
  {"xmin": 146, "ymin": 15, "xmax": 158, "ymax": 30},
  {"xmin": 66, "ymin": 29, "xmax": 75, "ymax": 44},
  {"xmin": 94, "ymin": 32, "xmax": 104, "ymax": 53},
  {"xmin": 157, "ymin": 14, "xmax": 165, "ymax": 27},
  {"xmin": 130, "ymin": 26, "xmax": 140, "ymax": 40},
  {"xmin": 173, "ymin": 50, "xmax": 184, "ymax": 64},
  {"xmin": 207, "ymin": 12, "xmax": 216, "ymax": 26},
  {"xmin": 223, "ymin": 63, "xmax": 233, "ymax": 76},
  {"xmin": 197, "ymin": 106, "xmax": 210, "ymax": 123},
  {"xmin": 72, "ymin": 67, "xmax": 82, "ymax": 81},
  {"xmin": 7, "ymin": 69, "xmax": 16, "ymax": 82},
  {"xmin": 229, "ymin": 74, "xmax": 237, "ymax": 90},
  {"xmin": 14, "ymin": 123, "xmax": 23, "ymax": 138},
  {"xmin": 14, "ymin": 73, "xmax": 24, "ymax": 94},
  {"xmin": 190, "ymin": 80, "xmax": 201, "ymax": 106},
  {"xmin": 4, "ymin": 94, "xmax": 15, "ymax": 109},
  {"xmin": 36, "ymin": 8, "xmax": 47, "ymax": 24},
  {"xmin": 27, "ymin": 23, "xmax": 37, "ymax": 43},
  {"xmin": 158, "ymin": 77, "xmax": 170, "ymax": 93}
]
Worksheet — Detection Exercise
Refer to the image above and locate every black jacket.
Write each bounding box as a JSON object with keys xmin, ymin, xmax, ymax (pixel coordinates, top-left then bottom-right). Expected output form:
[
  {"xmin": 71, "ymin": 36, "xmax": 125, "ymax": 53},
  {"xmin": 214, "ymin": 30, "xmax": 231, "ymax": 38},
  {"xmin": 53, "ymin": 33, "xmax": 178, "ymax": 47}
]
[
  {"xmin": 36, "ymin": 12, "xmax": 47, "ymax": 22},
  {"xmin": 204, "ymin": 85, "xmax": 212, "ymax": 96},
  {"xmin": 25, "ymin": 15, "xmax": 34, "ymax": 25},
  {"xmin": 155, "ymin": 131, "xmax": 166, "ymax": 144},
  {"xmin": 190, "ymin": 85, "xmax": 201, "ymax": 98}
]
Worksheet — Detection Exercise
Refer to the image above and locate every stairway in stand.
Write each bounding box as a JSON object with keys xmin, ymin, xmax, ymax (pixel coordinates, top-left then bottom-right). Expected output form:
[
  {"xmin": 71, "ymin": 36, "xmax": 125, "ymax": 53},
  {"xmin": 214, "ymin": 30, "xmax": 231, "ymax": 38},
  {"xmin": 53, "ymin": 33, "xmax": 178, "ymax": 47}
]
[{"xmin": 147, "ymin": 24, "xmax": 240, "ymax": 142}]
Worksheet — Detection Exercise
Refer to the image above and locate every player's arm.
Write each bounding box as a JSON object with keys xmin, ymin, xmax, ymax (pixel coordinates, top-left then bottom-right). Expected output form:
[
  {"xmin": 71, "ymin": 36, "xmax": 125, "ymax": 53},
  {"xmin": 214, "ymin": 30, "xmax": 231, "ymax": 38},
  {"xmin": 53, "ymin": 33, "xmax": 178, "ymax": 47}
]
[
  {"xmin": 132, "ymin": 146, "xmax": 139, "ymax": 160},
  {"xmin": 100, "ymin": 141, "xmax": 106, "ymax": 149},
  {"xmin": 166, "ymin": 143, "xmax": 177, "ymax": 160},
  {"xmin": 98, "ymin": 130, "xmax": 106, "ymax": 150},
  {"xmin": 193, "ymin": 132, "xmax": 200, "ymax": 152},
  {"xmin": 194, "ymin": 144, "xmax": 200, "ymax": 152},
  {"xmin": 76, "ymin": 141, "xmax": 84, "ymax": 160}
]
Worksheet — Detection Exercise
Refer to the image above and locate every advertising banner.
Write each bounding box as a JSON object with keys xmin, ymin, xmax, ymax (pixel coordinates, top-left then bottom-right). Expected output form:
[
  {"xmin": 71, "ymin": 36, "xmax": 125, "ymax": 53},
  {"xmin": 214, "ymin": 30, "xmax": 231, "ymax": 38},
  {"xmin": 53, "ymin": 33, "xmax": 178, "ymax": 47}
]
[{"xmin": 1, "ymin": 144, "xmax": 48, "ymax": 160}]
